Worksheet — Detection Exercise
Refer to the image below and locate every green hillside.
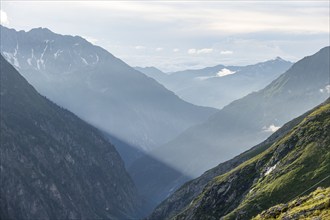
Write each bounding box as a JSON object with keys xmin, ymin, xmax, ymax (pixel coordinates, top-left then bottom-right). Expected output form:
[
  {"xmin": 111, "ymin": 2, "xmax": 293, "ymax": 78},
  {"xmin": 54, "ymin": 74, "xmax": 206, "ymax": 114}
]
[
  {"xmin": 253, "ymin": 187, "xmax": 330, "ymax": 220},
  {"xmin": 173, "ymin": 99, "xmax": 330, "ymax": 220}
]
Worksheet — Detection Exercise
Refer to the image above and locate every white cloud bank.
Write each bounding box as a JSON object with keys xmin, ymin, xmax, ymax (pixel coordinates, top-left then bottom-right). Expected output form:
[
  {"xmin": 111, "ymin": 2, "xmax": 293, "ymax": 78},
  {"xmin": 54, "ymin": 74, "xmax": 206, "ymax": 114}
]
[
  {"xmin": 135, "ymin": 45, "xmax": 146, "ymax": 50},
  {"xmin": 263, "ymin": 124, "xmax": 281, "ymax": 132},
  {"xmin": 319, "ymin": 85, "xmax": 330, "ymax": 93},
  {"xmin": 220, "ymin": 50, "xmax": 233, "ymax": 55},
  {"xmin": 195, "ymin": 68, "xmax": 236, "ymax": 80},
  {"xmin": 0, "ymin": 10, "xmax": 9, "ymax": 26},
  {"xmin": 188, "ymin": 48, "xmax": 213, "ymax": 55},
  {"xmin": 217, "ymin": 68, "xmax": 236, "ymax": 77}
]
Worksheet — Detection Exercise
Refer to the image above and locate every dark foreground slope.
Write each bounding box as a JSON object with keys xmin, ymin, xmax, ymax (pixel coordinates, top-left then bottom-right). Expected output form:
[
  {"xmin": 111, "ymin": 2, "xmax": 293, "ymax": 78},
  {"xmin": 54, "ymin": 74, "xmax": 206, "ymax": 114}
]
[
  {"xmin": 171, "ymin": 98, "xmax": 330, "ymax": 220},
  {"xmin": 148, "ymin": 98, "xmax": 318, "ymax": 220},
  {"xmin": 0, "ymin": 55, "xmax": 140, "ymax": 219}
]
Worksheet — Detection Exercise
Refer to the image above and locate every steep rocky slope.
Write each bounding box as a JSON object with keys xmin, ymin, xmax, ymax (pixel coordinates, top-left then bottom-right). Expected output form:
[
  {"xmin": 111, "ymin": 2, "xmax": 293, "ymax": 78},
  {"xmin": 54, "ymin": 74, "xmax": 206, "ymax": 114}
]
[
  {"xmin": 0, "ymin": 55, "xmax": 140, "ymax": 219},
  {"xmin": 172, "ymin": 98, "xmax": 330, "ymax": 220},
  {"xmin": 147, "ymin": 103, "xmax": 315, "ymax": 220}
]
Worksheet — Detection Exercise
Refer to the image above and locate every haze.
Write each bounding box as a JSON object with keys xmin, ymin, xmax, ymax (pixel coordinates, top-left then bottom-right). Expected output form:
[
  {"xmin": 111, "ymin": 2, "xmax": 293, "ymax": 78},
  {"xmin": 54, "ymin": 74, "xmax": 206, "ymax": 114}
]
[{"xmin": 1, "ymin": 1, "xmax": 329, "ymax": 72}]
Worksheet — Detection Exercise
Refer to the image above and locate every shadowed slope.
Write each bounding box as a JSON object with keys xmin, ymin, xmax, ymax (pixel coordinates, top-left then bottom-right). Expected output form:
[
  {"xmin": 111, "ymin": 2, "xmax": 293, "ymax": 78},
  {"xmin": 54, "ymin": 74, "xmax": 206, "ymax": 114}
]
[{"xmin": 0, "ymin": 55, "xmax": 140, "ymax": 219}]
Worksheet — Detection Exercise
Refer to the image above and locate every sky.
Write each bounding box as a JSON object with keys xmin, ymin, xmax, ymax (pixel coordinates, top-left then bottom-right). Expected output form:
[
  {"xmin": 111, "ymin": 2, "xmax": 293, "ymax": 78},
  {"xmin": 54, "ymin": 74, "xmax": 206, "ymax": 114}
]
[{"xmin": 1, "ymin": 1, "xmax": 329, "ymax": 72}]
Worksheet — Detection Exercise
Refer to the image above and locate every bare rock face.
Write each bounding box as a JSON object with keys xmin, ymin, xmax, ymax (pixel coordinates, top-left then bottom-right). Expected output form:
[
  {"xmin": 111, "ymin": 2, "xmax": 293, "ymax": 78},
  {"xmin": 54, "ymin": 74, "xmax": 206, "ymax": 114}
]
[{"xmin": 0, "ymin": 55, "xmax": 141, "ymax": 220}]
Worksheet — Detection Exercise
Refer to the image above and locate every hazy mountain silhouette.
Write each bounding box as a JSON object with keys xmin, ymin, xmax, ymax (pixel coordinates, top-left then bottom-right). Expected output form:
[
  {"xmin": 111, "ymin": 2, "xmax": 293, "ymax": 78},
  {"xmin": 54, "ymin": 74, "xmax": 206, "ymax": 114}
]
[
  {"xmin": 148, "ymin": 98, "xmax": 330, "ymax": 220},
  {"xmin": 136, "ymin": 58, "xmax": 292, "ymax": 109},
  {"xmin": 0, "ymin": 55, "xmax": 140, "ymax": 219},
  {"xmin": 132, "ymin": 47, "xmax": 330, "ymax": 211},
  {"xmin": 161, "ymin": 98, "xmax": 330, "ymax": 220},
  {"xmin": 0, "ymin": 25, "xmax": 217, "ymax": 164}
]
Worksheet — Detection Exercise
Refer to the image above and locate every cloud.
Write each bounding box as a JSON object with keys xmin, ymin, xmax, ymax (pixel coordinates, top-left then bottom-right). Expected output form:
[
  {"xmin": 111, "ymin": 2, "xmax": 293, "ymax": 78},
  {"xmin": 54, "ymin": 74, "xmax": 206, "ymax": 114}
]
[
  {"xmin": 195, "ymin": 68, "xmax": 236, "ymax": 80},
  {"xmin": 155, "ymin": 47, "xmax": 163, "ymax": 51},
  {"xmin": 0, "ymin": 10, "xmax": 9, "ymax": 26},
  {"xmin": 78, "ymin": 2, "xmax": 329, "ymax": 34},
  {"xmin": 173, "ymin": 48, "xmax": 179, "ymax": 52},
  {"xmin": 188, "ymin": 48, "xmax": 213, "ymax": 55},
  {"xmin": 220, "ymin": 50, "xmax": 233, "ymax": 55},
  {"xmin": 135, "ymin": 45, "xmax": 146, "ymax": 50},
  {"xmin": 217, "ymin": 68, "xmax": 236, "ymax": 77},
  {"xmin": 187, "ymin": 48, "xmax": 197, "ymax": 54},
  {"xmin": 319, "ymin": 84, "xmax": 330, "ymax": 93},
  {"xmin": 263, "ymin": 124, "xmax": 280, "ymax": 132}
]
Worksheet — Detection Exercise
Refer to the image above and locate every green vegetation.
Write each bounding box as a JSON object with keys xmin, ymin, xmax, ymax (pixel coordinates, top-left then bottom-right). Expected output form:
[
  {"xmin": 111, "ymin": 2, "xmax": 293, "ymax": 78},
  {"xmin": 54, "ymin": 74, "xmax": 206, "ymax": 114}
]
[
  {"xmin": 173, "ymin": 100, "xmax": 330, "ymax": 220},
  {"xmin": 253, "ymin": 187, "xmax": 330, "ymax": 220},
  {"xmin": 223, "ymin": 102, "xmax": 330, "ymax": 219}
]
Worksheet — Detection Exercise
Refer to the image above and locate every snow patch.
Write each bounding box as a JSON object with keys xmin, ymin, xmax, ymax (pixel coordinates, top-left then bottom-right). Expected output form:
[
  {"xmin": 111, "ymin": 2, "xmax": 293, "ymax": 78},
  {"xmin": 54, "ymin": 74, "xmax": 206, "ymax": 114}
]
[
  {"xmin": 54, "ymin": 50, "xmax": 62, "ymax": 59},
  {"xmin": 81, "ymin": 57, "xmax": 88, "ymax": 65},
  {"xmin": 3, "ymin": 52, "xmax": 20, "ymax": 69},
  {"xmin": 95, "ymin": 54, "xmax": 99, "ymax": 63},
  {"xmin": 27, "ymin": 49, "xmax": 35, "ymax": 66},
  {"xmin": 37, "ymin": 45, "xmax": 48, "ymax": 70}
]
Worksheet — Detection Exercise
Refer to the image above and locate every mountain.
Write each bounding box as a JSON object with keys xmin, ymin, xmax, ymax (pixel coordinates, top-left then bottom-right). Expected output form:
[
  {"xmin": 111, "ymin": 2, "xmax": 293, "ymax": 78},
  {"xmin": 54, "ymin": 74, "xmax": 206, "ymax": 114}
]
[
  {"xmin": 153, "ymin": 98, "xmax": 330, "ymax": 220},
  {"xmin": 134, "ymin": 66, "xmax": 168, "ymax": 82},
  {"xmin": 131, "ymin": 47, "xmax": 330, "ymax": 211},
  {"xmin": 0, "ymin": 26, "xmax": 217, "ymax": 165},
  {"xmin": 147, "ymin": 101, "xmax": 315, "ymax": 220},
  {"xmin": 252, "ymin": 187, "xmax": 330, "ymax": 220},
  {"xmin": 0, "ymin": 55, "xmax": 140, "ymax": 219},
  {"xmin": 137, "ymin": 58, "xmax": 292, "ymax": 109},
  {"xmin": 169, "ymin": 98, "xmax": 330, "ymax": 220}
]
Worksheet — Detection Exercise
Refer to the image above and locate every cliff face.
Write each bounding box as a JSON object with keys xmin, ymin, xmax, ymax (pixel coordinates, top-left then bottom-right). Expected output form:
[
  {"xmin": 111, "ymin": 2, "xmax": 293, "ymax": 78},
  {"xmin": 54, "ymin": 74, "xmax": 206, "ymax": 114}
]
[{"xmin": 0, "ymin": 55, "xmax": 141, "ymax": 219}]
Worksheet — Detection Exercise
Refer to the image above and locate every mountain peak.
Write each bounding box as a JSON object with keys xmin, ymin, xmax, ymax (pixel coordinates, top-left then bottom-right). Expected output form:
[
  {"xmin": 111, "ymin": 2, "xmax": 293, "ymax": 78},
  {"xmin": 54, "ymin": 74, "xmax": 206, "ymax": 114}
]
[
  {"xmin": 275, "ymin": 56, "xmax": 284, "ymax": 61},
  {"xmin": 28, "ymin": 27, "xmax": 54, "ymax": 34}
]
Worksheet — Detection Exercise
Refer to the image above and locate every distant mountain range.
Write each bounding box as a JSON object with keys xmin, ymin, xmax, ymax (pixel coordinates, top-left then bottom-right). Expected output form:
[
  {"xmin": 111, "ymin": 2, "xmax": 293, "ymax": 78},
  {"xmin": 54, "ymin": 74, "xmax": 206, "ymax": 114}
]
[
  {"xmin": 0, "ymin": 55, "xmax": 140, "ymax": 219},
  {"xmin": 149, "ymin": 97, "xmax": 330, "ymax": 220},
  {"xmin": 135, "ymin": 58, "xmax": 292, "ymax": 109},
  {"xmin": 0, "ymin": 26, "xmax": 216, "ymax": 166},
  {"xmin": 131, "ymin": 47, "xmax": 330, "ymax": 213}
]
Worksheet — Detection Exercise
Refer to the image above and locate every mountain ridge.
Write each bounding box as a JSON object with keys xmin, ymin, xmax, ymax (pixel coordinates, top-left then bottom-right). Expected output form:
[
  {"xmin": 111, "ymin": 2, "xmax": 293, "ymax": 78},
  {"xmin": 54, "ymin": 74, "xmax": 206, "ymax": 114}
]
[
  {"xmin": 0, "ymin": 25, "xmax": 217, "ymax": 160},
  {"xmin": 172, "ymin": 97, "xmax": 330, "ymax": 220},
  {"xmin": 0, "ymin": 55, "xmax": 141, "ymax": 219},
  {"xmin": 147, "ymin": 96, "xmax": 326, "ymax": 220},
  {"xmin": 133, "ymin": 46, "xmax": 329, "ymax": 216},
  {"xmin": 137, "ymin": 58, "xmax": 292, "ymax": 109}
]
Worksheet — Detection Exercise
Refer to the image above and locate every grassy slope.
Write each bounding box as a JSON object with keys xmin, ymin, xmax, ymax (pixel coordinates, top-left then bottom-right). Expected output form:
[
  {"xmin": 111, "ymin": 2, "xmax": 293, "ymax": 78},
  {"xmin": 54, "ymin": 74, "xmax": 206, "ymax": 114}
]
[
  {"xmin": 253, "ymin": 187, "xmax": 330, "ymax": 220},
  {"xmin": 148, "ymin": 103, "xmax": 311, "ymax": 220},
  {"xmin": 174, "ymin": 100, "xmax": 330, "ymax": 220}
]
